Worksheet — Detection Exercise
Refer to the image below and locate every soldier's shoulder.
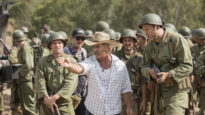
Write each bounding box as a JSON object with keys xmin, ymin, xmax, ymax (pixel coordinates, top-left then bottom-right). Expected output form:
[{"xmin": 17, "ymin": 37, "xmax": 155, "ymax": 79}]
[
  {"xmin": 114, "ymin": 49, "xmax": 124, "ymax": 58},
  {"xmin": 64, "ymin": 54, "xmax": 77, "ymax": 63}
]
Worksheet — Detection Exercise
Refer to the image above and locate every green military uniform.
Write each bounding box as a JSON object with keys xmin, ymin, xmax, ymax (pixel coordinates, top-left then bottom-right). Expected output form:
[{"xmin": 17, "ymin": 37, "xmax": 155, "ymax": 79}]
[
  {"xmin": 42, "ymin": 47, "xmax": 51, "ymax": 57},
  {"xmin": 18, "ymin": 41, "xmax": 36, "ymax": 115},
  {"xmin": 142, "ymin": 30, "xmax": 193, "ymax": 115},
  {"xmin": 0, "ymin": 92, "xmax": 3, "ymax": 113},
  {"xmin": 35, "ymin": 54, "xmax": 78, "ymax": 115},
  {"xmin": 195, "ymin": 53, "xmax": 205, "ymax": 115},
  {"xmin": 8, "ymin": 46, "xmax": 21, "ymax": 111},
  {"xmin": 115, "ymin": 49, "xmax": 147, "ymax": 115}
]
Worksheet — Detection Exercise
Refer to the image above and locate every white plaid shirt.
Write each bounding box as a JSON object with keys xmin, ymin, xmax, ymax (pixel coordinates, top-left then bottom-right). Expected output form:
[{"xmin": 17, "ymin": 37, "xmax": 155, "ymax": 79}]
[{"xmin": 79, "ymin": 54, "xmax": 132, "ymax": 115}]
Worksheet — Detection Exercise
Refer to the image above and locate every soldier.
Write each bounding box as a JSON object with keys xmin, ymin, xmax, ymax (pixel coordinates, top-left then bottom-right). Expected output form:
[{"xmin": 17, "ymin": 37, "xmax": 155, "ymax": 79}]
[
  {"xmin": 192, "ymin": 28, "xmax": 205, "ymax": 115},
  {"xmin": 9, "ymin": 31, "xmax": 22, "ymax": 115},
  {"xmin": 162, "ymin": 23, "xmax": 177, "ymax": 33},
  {"xmin": 195, "ymin": 52, "xmax": 205, "ymax": 115},
  {"xmin": 114, "ymin": 31, "xmax": 123, "ymax": 51},
  {"xmin": 20, "ymin": 26, "xmax": 31, "ymax": 44},
  {"xmin": 83, "ymin": 30, "xmax": 93, "ymax": 57},
  {"xmin": 179, "ymin": 26, "xmax": 194, "ymax": 48},
  {"xmin": 95, "ymin": 21, "xmax": 110, "ymax": 31},
  {"xmin": 135, "ymin": 29, "xmax": 147, "ymax": 55},
  {"xmin": 115, "ymin": 29, "xmax": 147, "ymax": 115},
  {"xmin": 140, "ymin": 13, "xmax": 193, "ymax": 115},
  {"xmin": 35, "ymin": 32, "xmax": 78, "ymax": 115},
  {"xmin": 30, "ymin": 37, "xmax": 42, "ymax": 71},
  {"xmin": 41, "ymin": 24, "xmax": 51, "ymax": 34},
  {"xmin": 14, "ymin": 30, "xmax": 37, "ymax": 115},
  {"xmin": 41, "ymin": 34, "xmax": 52, "ymax": 57},
  {"xmin": 63, "ymin": 28, "xmax": 87, "ymax": 115},
  {"xmin": 191, "ymin": 28, "xmax": 205, "ymax": 60}
]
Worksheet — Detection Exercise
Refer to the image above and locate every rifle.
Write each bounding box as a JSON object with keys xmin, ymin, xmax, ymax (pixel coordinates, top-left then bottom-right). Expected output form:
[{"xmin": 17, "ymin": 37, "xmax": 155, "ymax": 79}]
[
  {"xmin": 149, "ymin": 64, "xmax": 162, "ymax": 113},
  {"xmin": 47, "ymin": 91, "xmax": 61, "ymax": 115},
  {"xmin": 186, "ymin": 88, "xmax": 195, "ymax": 115},
  {"xmin": 0, "ymin": 39, "xmax": 10, "ymax": 53}
]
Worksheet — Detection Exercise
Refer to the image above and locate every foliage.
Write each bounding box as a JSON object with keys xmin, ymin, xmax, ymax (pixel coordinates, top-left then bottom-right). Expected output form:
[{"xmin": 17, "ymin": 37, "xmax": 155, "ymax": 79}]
[{"xmin": 7, "ymin": 0, "xmax": 205, "ymax": 39}]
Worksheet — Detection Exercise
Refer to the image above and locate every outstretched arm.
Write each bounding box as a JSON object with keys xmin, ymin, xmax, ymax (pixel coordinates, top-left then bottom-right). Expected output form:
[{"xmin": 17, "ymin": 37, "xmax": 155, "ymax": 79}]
[{"xmin": 56, "ymin": 57, "xmax": 84, "ymax": 74}]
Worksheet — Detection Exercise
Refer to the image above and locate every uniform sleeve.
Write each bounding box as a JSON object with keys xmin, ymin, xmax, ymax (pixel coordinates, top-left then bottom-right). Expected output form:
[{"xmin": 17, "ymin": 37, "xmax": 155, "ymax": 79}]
[
  {"xmin": 57, "ymin": 57, "xmax": 78, "ymax": 99},
  {"xmin": 9, "ymin": 47, "xmax": 19, "ymax": 64},
  {"xmin": 19, "ymin": 45, "xmax": 34, "ymax": 76},
  {"xmin": 169, "ymin": 37, "xmax": 193, "ymax": 83},
  {"xmin": 121, "ymin": 63, "xmax": 132, "ymax": 93},
  {"xmin": 195, "ymin": 54, "xmax": 205, "ymax": 76},
  {"xmin": 141, "ymin": 43, "xmax": 152, "ymax": 80},
  {"xmin": 79, "ymin": 58, "xmax": 91, "ymax": 76},
  {"xmin": 35, "ymin": 58, "xmax": 48, "ymax": 99}
]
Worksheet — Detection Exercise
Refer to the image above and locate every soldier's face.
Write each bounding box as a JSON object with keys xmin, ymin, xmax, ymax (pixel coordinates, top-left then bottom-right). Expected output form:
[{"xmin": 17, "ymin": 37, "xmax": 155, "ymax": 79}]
[
  {"xmin": 136, "ymin": 35, "xmax": 146, "ymax": 46},
  {"xmin": 72, "ymin": 36, "xmax": 85, "ymax": 49},
  {"xmin": 122, "ymin": 37, "xmax": 134, "ymax": 50},
  {"xmin": 142, "ymin": 24, "xmax": 155, "ymax": 40},
  {"xmin": 93, "ymin": 44, "xmax": 109, "ymax": 59},
  {"xmin": 50, "ymin": 40, "xmax": 64, "ymax": 54}
]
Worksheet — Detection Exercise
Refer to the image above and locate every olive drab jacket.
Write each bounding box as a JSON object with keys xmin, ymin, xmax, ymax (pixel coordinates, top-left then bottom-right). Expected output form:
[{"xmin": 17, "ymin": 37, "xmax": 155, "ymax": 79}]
[
  {"xmin": 35, "ymin": 54, "xmax": 78, "ymax": 104},
  {"xmin": 195, "ymin": 53, "xmax": 205, "ymax": 87},
  {"xmin": 115, "ymin": 48, "xmax": 146, "ymax": 98},
  {"xmin": 18, "ymin": 42, "xmax": 34, "ymax": 78},
  {"xmin": 141, "ymin": 30, "xmax": 193, "ymax": 92},
  {"xmin": 191, "ymin": 44, "xmax": 205, "ymax": 61},
  {"xmin": 9, "ymin": 46, "xmax": 19, "ymax": 64}
]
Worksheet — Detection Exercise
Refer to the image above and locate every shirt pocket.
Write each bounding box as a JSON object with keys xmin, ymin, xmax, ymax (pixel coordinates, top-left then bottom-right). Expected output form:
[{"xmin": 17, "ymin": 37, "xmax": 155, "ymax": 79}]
[{"xmin": 157, "ymin": 45, "xmax": 170, "ymax": 64}]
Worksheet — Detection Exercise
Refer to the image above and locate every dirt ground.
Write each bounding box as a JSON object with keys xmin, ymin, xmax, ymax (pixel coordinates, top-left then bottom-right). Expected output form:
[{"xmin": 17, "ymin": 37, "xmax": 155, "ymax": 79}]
[{"xmin": 1, "ymin": 83, "xmax": 201, "ymax": 115}]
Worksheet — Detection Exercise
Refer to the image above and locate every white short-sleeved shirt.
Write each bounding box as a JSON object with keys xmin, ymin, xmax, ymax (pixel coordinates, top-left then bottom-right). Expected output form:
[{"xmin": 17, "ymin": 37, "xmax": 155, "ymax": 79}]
[{"xmin": 79, "ymin": 54, "xmax": 132, "ymax": 115}]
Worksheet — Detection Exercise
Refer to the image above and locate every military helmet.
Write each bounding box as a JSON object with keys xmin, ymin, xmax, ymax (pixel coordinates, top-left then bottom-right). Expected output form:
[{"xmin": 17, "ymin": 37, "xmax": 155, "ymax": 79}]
[
  {"xmin": 41, "ymin": 34, "xmax": 50, "ymax": 44},
  {"xmin": 47, "ymin": 32, "xmax": 66, "ymax": 49},
  {"xmin": 85, "ymin": 30, "xmax": 93, "ymax": 38},
  {"xmin": 163, "ymin": 23, "xmax": 176, "ymax": 32},
  {"xmin": 136, "ymin": 29, "xmax": 147, "ymax": 39},
  {"xmin": 58, "ymin": 31, "xmax": 68, "ymax": 39},
  {"xmin": 104, "ymin": 29, "xmax": 116, "ymax": 40},
  {"xmin": 178, "ymin": 26, "xmax": 191, "ymax": 37},
  {"xmin": 13, "ymin": 30, "xmax": 26, "ymax": 42},
  {"xmin": 72, "ymin": 28, "xmax": 85, "ymax": 38},
  {"xmin": 139, "ymin": 13, "xmax": 163, "ymax": 28},
  {"xmin": 20, "ymin": 26, "xmax": 29, "ymax": 33},
  {"xmin": 31, "ymin": 37, "xmax": 41, "ymax": 46},
  {"xmin": 95, "ymin": 21, "xmax": 110, "ymax": 31},
  {"xmin": 115, "ymin": 32, "xmax": 121, "ymax": 41},
  {"xmin": 195, "ymin": 28, "xmax": 205, "ymax": 40},
  {"xmin": 120, "ymin": 29, "xmax": 137, "ymax": 43}
]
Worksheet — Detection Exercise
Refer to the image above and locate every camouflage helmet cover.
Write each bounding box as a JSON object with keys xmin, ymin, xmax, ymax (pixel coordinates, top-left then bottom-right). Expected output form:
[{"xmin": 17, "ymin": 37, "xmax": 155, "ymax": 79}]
[
  {"xmin": 139, "ymin": 13, "xmax": 163, "ymax": 28},
  {"xmin": 58, "ymin": 31, "xmax": 68, "ymax": 39}
]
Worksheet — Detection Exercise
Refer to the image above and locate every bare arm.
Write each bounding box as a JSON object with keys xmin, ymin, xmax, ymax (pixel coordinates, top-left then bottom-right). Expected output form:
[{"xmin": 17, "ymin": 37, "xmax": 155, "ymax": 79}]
[
  {"xmin": 122, "ymin": 92, "xmax": 133, "ymax": 115},
  {"xmin": 56, "ymin": 57, "xmax": 84, "ymax": 74}
]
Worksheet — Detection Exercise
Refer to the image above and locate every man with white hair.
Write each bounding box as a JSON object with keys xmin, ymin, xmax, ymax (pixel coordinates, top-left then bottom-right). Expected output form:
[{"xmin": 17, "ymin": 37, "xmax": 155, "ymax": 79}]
[{"xmin": 57, "ymin": 32, "xmax": 133, "ymax": 115}]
